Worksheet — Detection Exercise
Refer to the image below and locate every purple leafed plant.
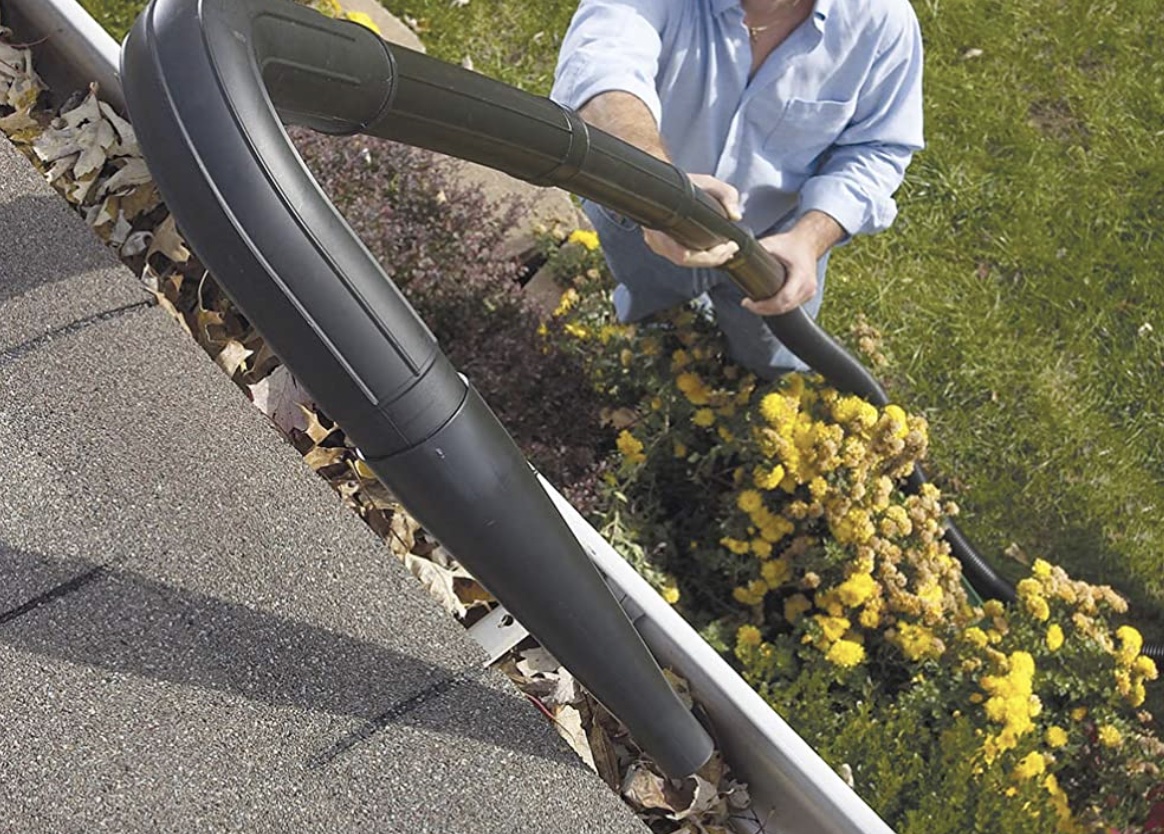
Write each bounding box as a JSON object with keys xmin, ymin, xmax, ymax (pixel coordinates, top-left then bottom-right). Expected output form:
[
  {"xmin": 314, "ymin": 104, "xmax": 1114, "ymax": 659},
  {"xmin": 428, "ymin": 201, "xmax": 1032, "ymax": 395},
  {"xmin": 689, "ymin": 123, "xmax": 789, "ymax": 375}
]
[{"xmin": 292, "ymin": 128, "xmax": 610, "ymax": 509}]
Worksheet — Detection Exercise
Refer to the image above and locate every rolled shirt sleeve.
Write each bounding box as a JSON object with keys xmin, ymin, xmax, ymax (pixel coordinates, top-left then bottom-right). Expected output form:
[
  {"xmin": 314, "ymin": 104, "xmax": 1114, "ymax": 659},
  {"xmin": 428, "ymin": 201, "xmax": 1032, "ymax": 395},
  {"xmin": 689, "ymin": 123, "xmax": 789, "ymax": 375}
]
[
  {"xmin": 797, "ymin": 7, "xmax": 925, "ymax": 237},
  {"xmin": 549, "ymin": 0, "xmax": 671, "ymax": 127}
]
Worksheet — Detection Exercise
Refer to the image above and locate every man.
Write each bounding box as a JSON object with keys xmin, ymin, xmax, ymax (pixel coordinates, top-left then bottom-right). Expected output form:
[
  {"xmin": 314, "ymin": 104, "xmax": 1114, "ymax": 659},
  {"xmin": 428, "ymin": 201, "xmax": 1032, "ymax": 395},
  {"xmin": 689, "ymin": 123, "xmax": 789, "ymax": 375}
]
[{"xmin": 549, "ymin": 0, "xmax": 924, "ymax": 377}]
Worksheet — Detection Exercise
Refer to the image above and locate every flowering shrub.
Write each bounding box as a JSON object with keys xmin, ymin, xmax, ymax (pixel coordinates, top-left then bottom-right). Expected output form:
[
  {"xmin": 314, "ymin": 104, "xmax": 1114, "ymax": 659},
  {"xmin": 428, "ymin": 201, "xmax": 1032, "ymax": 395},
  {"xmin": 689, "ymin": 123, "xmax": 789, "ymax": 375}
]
[{"xmin": 538, "ymin": 233, "xmax": 1164, "ymax": 833}]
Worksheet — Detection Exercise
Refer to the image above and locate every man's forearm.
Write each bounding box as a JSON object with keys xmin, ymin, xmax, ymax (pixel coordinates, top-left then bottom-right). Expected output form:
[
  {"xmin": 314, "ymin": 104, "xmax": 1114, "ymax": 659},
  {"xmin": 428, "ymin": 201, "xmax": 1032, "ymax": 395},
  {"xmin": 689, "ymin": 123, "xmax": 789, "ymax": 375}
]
[
  {"xmin": 788, "ymin": 210, "xmax": 846, "ymax": 259},
  {"xmin": 578, "ymin": 91, "xmax": 671, "ymax": 162}
]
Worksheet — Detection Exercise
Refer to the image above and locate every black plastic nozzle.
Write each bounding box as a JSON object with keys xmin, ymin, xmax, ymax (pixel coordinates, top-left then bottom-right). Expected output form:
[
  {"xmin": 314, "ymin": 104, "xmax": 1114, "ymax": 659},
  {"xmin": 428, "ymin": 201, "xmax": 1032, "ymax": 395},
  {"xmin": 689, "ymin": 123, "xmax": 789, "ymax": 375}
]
[{"xmin": 121, "ymin": 0, "xmax": 715, "ymax": 776}]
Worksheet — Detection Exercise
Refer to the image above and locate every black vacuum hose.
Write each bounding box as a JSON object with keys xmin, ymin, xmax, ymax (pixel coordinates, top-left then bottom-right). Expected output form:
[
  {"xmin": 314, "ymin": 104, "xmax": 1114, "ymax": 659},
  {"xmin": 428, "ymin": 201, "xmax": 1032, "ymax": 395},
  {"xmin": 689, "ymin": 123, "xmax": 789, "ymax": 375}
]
[{"xmin": 128, "ymin": 0, "xmax": 1163, "ymax": 666}]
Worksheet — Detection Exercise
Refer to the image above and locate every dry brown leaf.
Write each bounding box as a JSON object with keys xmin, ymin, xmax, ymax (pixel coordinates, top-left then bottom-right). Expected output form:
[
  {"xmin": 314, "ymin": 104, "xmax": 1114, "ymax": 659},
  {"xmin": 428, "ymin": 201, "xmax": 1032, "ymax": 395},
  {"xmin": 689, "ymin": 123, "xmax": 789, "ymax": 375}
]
[
  {"xmin": 621, "ymin": 762, "xmax": 671, "ymax": 811},
  {"xmin": 600, "ymin": 406, "xmax": 639, "ymax": 429},
  {"xmin": 662, "ymin": 667, "xmax": 695, "ymax": 709},
  {"xmin": 553, "ymin": 705, "xmax": 596, "ymax": 772},
  {"xmin": 245, "ymin": 340, "xmax": 281, "ymax": 380},
  {"xmin": 298, "ymin": 404, "xmax": 336, "ymax": 444},
  {"xmin": 120, "ymin": 230, "xmax": 151, "ymax": 258},
  {"xmin": 547, "ymin": 668, "xmax": 579, "ymax": 705},
  {"xmin": 588, "ymin": 717, "xmax": 622, "ymax": 790},
  {"xmin": 303, "ymin": 445, "xmax": 347, "ymax": 471},
  {"xmin": 150, "ymin": 291, "xmax": 193, "ymax": 336},
  {"xmin": 99, "ymin": 157, "xmax": 151, "ymax": 196},
  {"xmin": 148, "ymin": 213, "xmax": 190, "ymax": 264},
  {"xmin": 196, "ymin": 306, "xmax": 227, "ymax": 345},
  {"xmin": 725, "ymin": 781, "xmax": 752, "ymax": 810},
  {"xmin": 667, "ymin": 774, "xmax": 720, "ymax": 821},
  {"xmin": 248, "ymin": 365, "xmax": 311, "ymax": 434},
  {"xmin": 214, "ymin": 339, "xmax": 254, "ymax": 376},
  {"xmin": 98, "ymin": 99, "xmax": 137, "ymax": 153},
  {"xmin": 388, "ymin": 511, "xmax": 417, "ymax": 554},
  {"xmin": 0, "ymin": 107, "xmax": 36, "ymax": 133},
  {"xmin": 453, "ymin": 577, "xmax": 494, "ymax": 609},
  {"xmin": 402, "ymin": 552, "xmax": 466, "ymax": 617},
  {"xmin": 60, "ymin": 84, "xmax": 101, "ymax": 128},
  {"xmin": 358, "ymin": 477, "xmax": 397, "ymax": 511},
  {"xmin": 119, "ymin": 181, "xmax": 160, "ymax": 220},
  {"xmin": 351, "ymin": 457, "xmax": 377, "ymax": 480},
  {"xmin": 516, "ymin": 647, "xmax": 560, "ymax": 677}
]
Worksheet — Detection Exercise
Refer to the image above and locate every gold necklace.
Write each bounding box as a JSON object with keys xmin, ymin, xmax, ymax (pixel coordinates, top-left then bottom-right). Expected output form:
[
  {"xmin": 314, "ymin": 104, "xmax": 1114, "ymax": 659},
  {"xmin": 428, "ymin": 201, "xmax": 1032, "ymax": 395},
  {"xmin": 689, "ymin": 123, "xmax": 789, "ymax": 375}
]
[
  {"xmin": 744, "ymin": 0, "xmax": 803, "ymax": 42},
  {"xmin": 746, "ymin": 20, "xmax": 776, "ymax": 41}
]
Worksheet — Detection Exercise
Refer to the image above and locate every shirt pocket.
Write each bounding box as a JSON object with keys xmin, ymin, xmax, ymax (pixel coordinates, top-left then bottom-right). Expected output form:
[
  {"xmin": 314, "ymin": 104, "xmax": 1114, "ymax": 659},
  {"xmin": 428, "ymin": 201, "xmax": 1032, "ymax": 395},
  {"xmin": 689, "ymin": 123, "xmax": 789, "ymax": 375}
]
[{"xmin": 763, "ymin": 98, "xmax": 855, "ymax": 171}]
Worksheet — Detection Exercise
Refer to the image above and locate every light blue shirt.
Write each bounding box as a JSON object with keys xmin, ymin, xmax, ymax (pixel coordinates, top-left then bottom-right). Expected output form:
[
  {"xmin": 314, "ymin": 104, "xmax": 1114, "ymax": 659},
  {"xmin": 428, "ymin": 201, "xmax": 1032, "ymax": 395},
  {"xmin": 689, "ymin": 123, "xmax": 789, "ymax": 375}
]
[{"xmin": 550, "ymin": 0, "xmax": 925, "ymax": 239}]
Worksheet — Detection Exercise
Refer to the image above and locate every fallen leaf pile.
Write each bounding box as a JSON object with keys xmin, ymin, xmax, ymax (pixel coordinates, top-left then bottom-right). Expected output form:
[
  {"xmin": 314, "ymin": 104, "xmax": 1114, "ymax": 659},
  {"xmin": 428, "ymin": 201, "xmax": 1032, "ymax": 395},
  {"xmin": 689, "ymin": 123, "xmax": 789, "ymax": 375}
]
[
  {"xmin": 1, "ymin": 17, "xmax": 754, "ymax": 832},
  {"xmin": 0, "ymin": 21, "xmax": 43, "ymax": 142}
]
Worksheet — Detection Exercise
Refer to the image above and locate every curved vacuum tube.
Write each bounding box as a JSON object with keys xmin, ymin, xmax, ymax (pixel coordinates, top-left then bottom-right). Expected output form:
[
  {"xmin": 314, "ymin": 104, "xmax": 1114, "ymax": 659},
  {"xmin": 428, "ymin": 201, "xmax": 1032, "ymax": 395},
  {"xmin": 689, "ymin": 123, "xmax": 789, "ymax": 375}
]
[{"xmin": 121, "ymin": 0, "xmax": 716, "ymax": 776}]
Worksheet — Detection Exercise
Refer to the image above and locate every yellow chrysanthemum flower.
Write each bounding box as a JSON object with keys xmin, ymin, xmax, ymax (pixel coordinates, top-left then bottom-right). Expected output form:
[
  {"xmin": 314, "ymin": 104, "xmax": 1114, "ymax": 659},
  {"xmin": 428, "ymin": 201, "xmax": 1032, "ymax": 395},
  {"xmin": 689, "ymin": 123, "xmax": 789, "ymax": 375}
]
[
  {"xmin": 1133, "ymin": 654, "xmax": 1158, "ymax": 681},
  {"xmin": 1097, "ymin": 725, "xmax": 1122, "ymax": 748},
  {"xmin": 733, "ymin": 579, "xmax": 768, "ymax": 606},
  {"xmin": 1016, "ymin": 578, "xmax": 1042, "ymax": 600},
  {"xmin": 826, "ymin": 639, "xmax": 866, "ymax": 669},
  {"xmin": 1046, "ymin": 623, "xmax": 1064, "ymax": 652},
  {"xmin": 567, "ymin": 228, "xmax": 600, "ymax": 250},
  {"xmin": 963, "ymin": 627, "xmax": 989, "ymax": 649},
  {"xmin": 675, "ymin": 371, "xmax": 711, "ymax": 405},
  {"xmin": 737, "ymin": 490, "xmax": 764, "ymax": 514},
  {"xmin": 761, "ymin": 558, "xmax": 791, "ymax": 588},
  {"xmin": 719, "ymin": 537, "xmax": 751, "ymax": 555},
  {"xmin": 896, "ymin": 621, "xmax": 939, "ymax": 661},
  {"xmin": 661, "ymin": 585, "xmax": 680, "ymax": 604},
  {"xmin": 836, "ymin": 572, "xmax": 877, "ymax": 608},
  {"xmin": 759, "ymin": 393, "xmax": 797, "ymax": 429},
  {"xmin": 616, "ymin": 430, "xmax": 646, "ymax": 465},
  {"xmin": 1013, "ymin": 751, "xmax": 1046, "ymax": 780},
  {"xmin": 344, "ymin": 10, "xmax": 381, "ymax": 34},
  {"xmin": 753, "ymin": 464, "xmax": 786, "ymax": 491},
  {"xmin": 858, "ymin": 603, "xmax": 882, "ymax": 629},
  {"xmin": 759, "ymin": 515, "xmax": 795, "ymax": 543},
  {"xmin": 736, "ymin": 624, "xmax": 762, "ymax": 648},
  {"xmin": 1023, "ymin": 591, "xmax": 1051, "ymax": 622},
  {"xmin": 814, "ymin": 614, "xmax": 851, "ymax": 643},
  {"xmin": 692, "ymin": 408, "xmax": 716, "ymax": 427},
  {"xmin": 553, "ymin": 287, "xmax": 579, "ymax": 317},
  {"xmin": 882, "ymin": 403, "xmax": 909, "ymax": 438},
  {"xmin": 1044, "ymin": 726, "xmax": 1068, "ymax": 748},
  {"xmin": 784, "ymin": 594, "xmax": 812, "ymax": 623},
  {"xmin": 1116, "ymin": 625, "xmax": 1143, "ymax": 664}
]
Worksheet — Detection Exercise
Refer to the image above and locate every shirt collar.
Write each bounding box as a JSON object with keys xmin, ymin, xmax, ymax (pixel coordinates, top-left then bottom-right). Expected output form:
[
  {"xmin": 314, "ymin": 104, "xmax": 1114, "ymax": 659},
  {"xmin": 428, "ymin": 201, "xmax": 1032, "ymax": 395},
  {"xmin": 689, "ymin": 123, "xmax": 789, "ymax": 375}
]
[{"xmin": 714, "ymin": 0, "xmax": 832, "ymax": 26}]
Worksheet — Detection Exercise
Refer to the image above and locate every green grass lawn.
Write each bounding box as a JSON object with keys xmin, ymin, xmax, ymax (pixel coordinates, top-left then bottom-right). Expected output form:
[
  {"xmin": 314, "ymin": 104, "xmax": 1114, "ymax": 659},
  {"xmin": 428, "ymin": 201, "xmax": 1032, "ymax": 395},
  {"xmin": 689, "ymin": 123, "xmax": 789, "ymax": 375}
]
[{"xmin": 83, "ymin": 0, "xmax": 1164, "ymax": 643}]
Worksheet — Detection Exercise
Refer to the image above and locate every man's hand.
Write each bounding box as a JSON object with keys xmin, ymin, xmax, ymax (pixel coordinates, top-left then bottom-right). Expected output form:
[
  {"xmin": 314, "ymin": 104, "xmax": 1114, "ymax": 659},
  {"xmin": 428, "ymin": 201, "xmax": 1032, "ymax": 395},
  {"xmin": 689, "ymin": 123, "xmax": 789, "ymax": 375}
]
[
  {"xmin": 742, "ymin": 210, "xmax": 846, "ymax": 316},
  {"xmin": 643, "ymin": 174, "xmax": 743, "ymax": 268}
]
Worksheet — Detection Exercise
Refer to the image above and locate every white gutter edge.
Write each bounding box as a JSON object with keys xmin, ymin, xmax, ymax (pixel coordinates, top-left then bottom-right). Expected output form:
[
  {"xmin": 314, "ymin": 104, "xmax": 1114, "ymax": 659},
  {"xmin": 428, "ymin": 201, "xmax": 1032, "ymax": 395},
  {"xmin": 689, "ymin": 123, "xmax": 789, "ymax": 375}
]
[
  {"xmin": 540, "ymin": 475, "xmax": 896, "ymax": 834},
  {"xmin": 4, "ymin": 0, "xmax": 124, "ymax": 112}
]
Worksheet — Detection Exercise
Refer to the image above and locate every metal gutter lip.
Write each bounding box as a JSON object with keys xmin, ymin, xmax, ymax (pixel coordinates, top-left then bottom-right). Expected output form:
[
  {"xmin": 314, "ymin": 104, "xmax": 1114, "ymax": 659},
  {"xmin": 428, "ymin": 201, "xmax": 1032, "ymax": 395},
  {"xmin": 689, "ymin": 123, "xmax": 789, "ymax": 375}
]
[
  {"xmin": 540, "ymin": 476, "xmax": 896, "ymax": 834},
  {"xmin": 4, "ymin": 0, "xmax": 124, "ymax": 113}
]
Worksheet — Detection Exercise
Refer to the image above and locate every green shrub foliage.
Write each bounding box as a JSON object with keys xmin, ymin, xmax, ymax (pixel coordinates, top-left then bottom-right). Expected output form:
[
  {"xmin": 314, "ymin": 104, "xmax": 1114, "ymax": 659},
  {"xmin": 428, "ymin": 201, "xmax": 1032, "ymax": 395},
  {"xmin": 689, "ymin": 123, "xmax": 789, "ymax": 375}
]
[{"xmin": 538, "ymin": 237, "xmax": 1163, "ymax": 834}]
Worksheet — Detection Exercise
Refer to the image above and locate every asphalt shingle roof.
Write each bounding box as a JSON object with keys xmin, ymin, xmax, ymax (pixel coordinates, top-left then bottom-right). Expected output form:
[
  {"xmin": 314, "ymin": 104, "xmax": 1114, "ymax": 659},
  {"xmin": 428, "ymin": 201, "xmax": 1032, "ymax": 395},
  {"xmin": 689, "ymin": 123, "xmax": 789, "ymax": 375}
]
[{"xmin": 0, "ymin": 134, "xmax": 646, "ymax": 833}]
